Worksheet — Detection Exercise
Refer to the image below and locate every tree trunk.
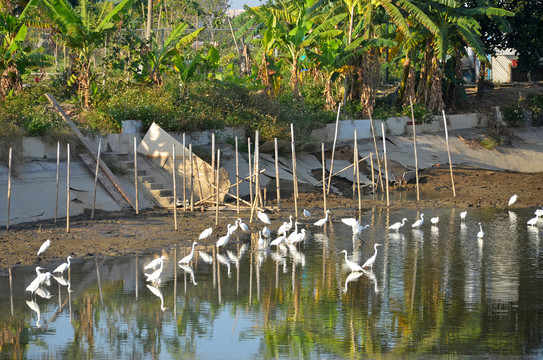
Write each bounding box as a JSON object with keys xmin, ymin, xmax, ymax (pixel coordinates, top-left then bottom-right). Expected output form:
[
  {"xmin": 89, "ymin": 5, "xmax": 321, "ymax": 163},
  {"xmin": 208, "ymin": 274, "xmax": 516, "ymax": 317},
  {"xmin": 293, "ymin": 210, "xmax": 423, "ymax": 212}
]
[
  {"xmin": 476, "ymin": 61, "xmax": 486, "ymax": 100},
  {"xmin": 427, "ymin": 56, "xmax": 444, "ymax": 113},
  {"xmin": 324, "ymin": 73, "xmax": 334, "ymax": 110},
  {"xmin": 291, "ymin": 56, "xmax": 300, "ymax": 98},
  {"xmin": 395, "ymin": 55, "xmax": 411, "ymax": 106},
  {"xmin": 79, "ymin": 61, "xmax": 91, "ymax": 108},
  {"xmin": 0, "ymin": 65, "xmax": 22, "ymax": 100}
]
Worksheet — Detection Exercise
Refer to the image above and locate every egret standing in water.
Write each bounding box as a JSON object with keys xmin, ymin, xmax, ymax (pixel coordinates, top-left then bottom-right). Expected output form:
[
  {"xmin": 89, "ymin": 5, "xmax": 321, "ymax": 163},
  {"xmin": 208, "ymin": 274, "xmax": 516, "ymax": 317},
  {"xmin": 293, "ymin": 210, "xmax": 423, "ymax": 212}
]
[
  {"xmin": 362, "ymin": 244, "xmax": 382, "ymax": 269},
  {"xmin": 257, "ymin": 211, "xmax": 271, "ymax": 225},
  {"xmin": 25, "ymin": 266, "xmax": 45, "ymax": 294},
  {"xmin": 412, "ymin": 214, "xmax": 425, "ymax": 228},
  {"xmin": 145, "ymin": 259, "xmax": 164, "ymax": 285},
  {"xmin": 314, "ymin": 210, "xmax": 331, "ymax": 227},
  {"xmin": 340, "ymin": 250, "xmax": 363, "ymax": 272},
  {"xmin": 460, "ymin": 211, "xmax": 467, "ymax": 221},
  {"xmin": 37, "ymin": 239, "xmax": 51, "ymax": 257},
  {"xmin": 508, "ymin": 194, "xmax": 518, "ymax": 206},
  {"xmin": 179, "ymin": 242, "xmax": 199, "ymax": 265},
  {"xmin": 341, "ymin": 218, "xmax": 369, "ymax": 236},
  {"xmin": 477, "ymin": 223, "xmax": 485, "ymax": 239},
  {"xmin": 216, "ymin": 224, "xmax": 232, "ymax": 249},
  {"xmin": 431, "ymin": 217, "xmax": 439, "ymax": 226},
  {"xmin": 527, "ymin": 216, "xmax": 538, "ymax": 227},
  {"xmin": 53, "ymin": 256, "xmax": 73, "ymax": 275},
  {"xmin": 199, "ymin": 227, "xmax": 213, "ymax": 241},
  {"xmin": 238, "ymin": 218, "xmax": 249, "ymax": 232},
  {"xmin": 144, "ymin": 255, "xmax": 166, "ymax": 271},
  {"xmin": 389, "ymin": 218, "xmax": 407, "ymax": 232}
]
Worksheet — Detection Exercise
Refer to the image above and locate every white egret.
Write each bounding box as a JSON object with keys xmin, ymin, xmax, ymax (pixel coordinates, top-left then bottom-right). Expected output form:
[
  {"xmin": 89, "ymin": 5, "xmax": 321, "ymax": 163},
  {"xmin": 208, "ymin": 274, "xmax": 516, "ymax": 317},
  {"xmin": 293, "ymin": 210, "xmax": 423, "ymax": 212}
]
[
  {"xmin": 389, "ymin": 218, "xmax": 408, "ymax": 232},
  {"xmin": 314, "ymin": 210, "xmax": 331, "ymax": 227},
  {"xmin": 25, "ymin": 267, "xmax": 44, "ymax": 294},
  {"xmin": 527, "ymin": 216, "xmax": 539, "ymax": 227},
  {"xmin": 341, "ymin": 250, "xmax": 363, "ymax": 272},
  {"xmin": 53, "ymin": 256, "xmax": 73, "ymax": 274},
  {"xmin": 37, "ymin": 239, "xmax": 51, "ymax": 256},
  {"xmin": 198, "ymin": 251, "xmax": 214, "ymax": 264},
  {"xmin": 257, "ymin": 210, "xmax": 271, "ymax": 225},
  {"xmin": 277, "ymin": 221, "xmax": 290, "ymax": 237},
  {"xmin": 477, "ymin": 223, "xmax": 484, "ymax": 239},
  {"xmin": 228, "ymin": 220, "xmax": 239, "ymax": 235},
  {"xmin": 508, "ymin": 194, "xmax": 518, "ymax": 206},
  {"xmin": 179, "ymin": 242, "xmax": 199, "ymax": 265},
  {"xmin": 144, "ymin": 255, "xmax": 167, "ymax": 271},
  {"xmin": 290, "ymin": 229, "xmax": 306, "ymax": 246},
  {"xmin": 341, "ymin": 218, "xmax": 370, "ymax": 235},
  {"xmin": 411, "ymin": 214, "xmax": 425, "ymax": 228},
  {"xmin": 262, "ymin": 226, "xmax": 271, "ymax": 238},
  {"xmin": 179, "ymin": 264, "xmax": 198, "ymax": 285},
  {"xmin": 257, "ymin": 230, "xmax": 268, "ymax": 249},
  {"xmin": 199, "ymin": 227, "xmax": 213, "ymax": 241},
  {"xmin": 362, "ymin": 244, "xmax": 382, "ymax": 269},
  {"xmin": 303, "ymin": 209, "xmax": 311, "ymax": 217},
  {"xmin": 146, "ymin": 284, "xmax": 166, "ymax": 311},
  {"xmin": 286, "ymin": 222, "xmax": 301, "ymax": 243},
  {"xmin": 238, "ymin": 218, "xmax": 249, "ymax": 232},
  {"xmin": 38, "ymin": 271, "xmax": 52, "ymax": 286},
  {"xmin": 535, "ymin": 209, "xmax": 543, "ymax": 218},
  {"xmin": 26, "ymin": 300, "xmax": 41, "ymax": 327},
  {"xmin": 270, "ymin": 234, "xmax": 286, "ymax": 247},
  {"xmin": 145, "ymin": 259, "xmax": 164, "ymax": 285},
  {"xmin": 460, "ymin": 211, "xmax": 467, "ymax": 220},
  {"xmin": 431, "ymin": 217, "xmax": 439, "ymax": 226},
  {"xmin": 216, "ymin": 225, "xmax": 232, "ymax": 249}
]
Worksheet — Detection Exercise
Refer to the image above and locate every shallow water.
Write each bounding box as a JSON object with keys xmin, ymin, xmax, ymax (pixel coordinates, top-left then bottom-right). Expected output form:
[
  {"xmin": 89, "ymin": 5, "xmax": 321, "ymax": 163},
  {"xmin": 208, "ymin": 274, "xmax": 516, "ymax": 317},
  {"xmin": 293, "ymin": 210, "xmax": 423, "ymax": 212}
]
[{"xmin": 2, "ymin": 207, "xmax": 543, "ymax": 359}]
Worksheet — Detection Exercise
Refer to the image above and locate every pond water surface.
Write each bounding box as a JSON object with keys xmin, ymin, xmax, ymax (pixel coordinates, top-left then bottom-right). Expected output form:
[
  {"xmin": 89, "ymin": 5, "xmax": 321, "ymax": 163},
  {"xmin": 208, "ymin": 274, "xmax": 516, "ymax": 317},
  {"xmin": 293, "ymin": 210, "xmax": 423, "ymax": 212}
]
[{"xmin": 2, "ymin": 207, "xmax": 543, "ymax": 359}]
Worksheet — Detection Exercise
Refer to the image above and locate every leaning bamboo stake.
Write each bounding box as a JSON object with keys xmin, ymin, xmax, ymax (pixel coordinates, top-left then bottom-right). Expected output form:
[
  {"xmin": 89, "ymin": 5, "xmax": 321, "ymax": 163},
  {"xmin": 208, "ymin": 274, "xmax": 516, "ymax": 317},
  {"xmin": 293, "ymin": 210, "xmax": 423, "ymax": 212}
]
[
  {"xmin": 442, "ymin": 110, "xmax": 456, "ymax": 197},
  {"xmin": 182, "ymin": 133, "xmax": 186, "ymax": 211},
  {"xmin": 248, "ymin": 138, "xmax": 253, "ymax": 207},
  {"xmin": 235, "ymin": 136, "xmax": 240, "ymax": 213},
  {"xmin": 189, "ymin": 144, "xmax": 194, "ymax": 211},
  {"xmin": 352, "ymin": 130, "xmax": 357, "ymax": 199},
  {"xmin": 321, "ymin": 143, "xmax": 327, "ymax": 214},
  {"xmin": 370, "ymin": 153, "xmax": 375, "ymax": 195},
  {"xmin": 215, "ymin": 149, "xmax": 220, "ymax": 226},
  {"xmin": 274, "ymin": 138, "xmax": 281, "ymax": 210},
  {"xmin": 317, "ymin": 154, "xmax": 371, "ymax": 184},
  {"xmin": 326, "ymin": 103, "xmax": 341, "ymax": 194},
  {"xmin": 410, "ymin": 97, "xmax": 420, "ymax": 201},
  {"xmin": 291, "ymin": 123, "xmax": 298, "ymax": 219},
  {"xmin": 369, "ymin": 113, "xmax": 384, "ymax": 191},
  {"xmin": 194, "ymin": 156, "xmax": 204, "ymax": 210},
  {"xmin": 211, "ymin": 133, "xmax": 215, "ymax": 194},
  {"xmin": 172, "ymin": 144, "xmax": 178, "ymax": 231},
  {"xmin": 134, "ymin": 137, "xmax": 139, "ymax": 214},
  {"xmin": 66, "ymin": 143, "xmax": 70, "ymax": 233},
  {"xmin": 381, "ymin": 123, "xmax": 390, "ymax": 207},
  {"xmin": 55, "ymin": 142, "xmax": 60, "ymax": 223},
  {"xmin": 6, "ymin": 148, "xmax": 12, "ymax": 230},
  {"xmin": 354, "ymin": 130, "xmax": 361, "ymax": 213},
  {"xmin": 91, "ymin": 138, "xmax": 102, "ymax": 219}
]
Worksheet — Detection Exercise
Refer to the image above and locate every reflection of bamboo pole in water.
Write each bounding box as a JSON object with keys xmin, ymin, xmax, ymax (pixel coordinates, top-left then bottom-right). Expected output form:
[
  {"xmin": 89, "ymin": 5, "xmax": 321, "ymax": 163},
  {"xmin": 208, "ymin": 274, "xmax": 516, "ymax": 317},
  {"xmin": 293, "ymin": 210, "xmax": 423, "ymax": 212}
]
[
  {"xmin": 212, "ymin": 247, "xmax": 217, "ymax": 288},
  {"xmin": 236, "ymin": 243, "xmax": 240, "ymax": 295},
  {"xmin": 174, "ymin": 247, "xmax": 177, "ymax": 316},
  {"xmin": 350, "ymin": 315, "xmax": 356, "ymax": 356},
  {"xmin": 256, "ymin": 252, "xmax": 260, "ymax": 301},
  {"xmin": 410, "ymin": 243, "xmax": 418, "ymax": 312},
  {"xmin": 217, "ymin": 248, "xmax": 222, "ymax": 304},
  {"xmin": 249, "ymin": 250, "xmax": 253, "ymax": 303},
  {"xmin": 189, "ymin": 144, "xmax": 194, "ymax": 212},
  {"xmin": 9, "ymin": 268, "xmax": 13, "ymax": 315},
  {"xmin": 135, "ymin": 255, "xmax": 139, "ymax": 299},
  {"xmin": 275, "ymin": 259, "xmax": 279, "ymax": 288},
  {"xmin": 96, "ymin": 257, "xmax": 103, "ymax": 304}
]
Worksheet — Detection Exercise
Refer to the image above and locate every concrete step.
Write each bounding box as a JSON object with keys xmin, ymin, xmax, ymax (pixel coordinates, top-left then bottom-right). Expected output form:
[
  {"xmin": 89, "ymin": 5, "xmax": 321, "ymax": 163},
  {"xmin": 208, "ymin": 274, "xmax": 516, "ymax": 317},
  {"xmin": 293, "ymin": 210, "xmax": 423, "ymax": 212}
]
[
  {"xmin": 157, "ymin": 196, "xmax": 175, "ymax": 208},
  {"xmin": 126, "ymin": 168, "xmax": 147, "ymax": 176},
  {"xmin": 140, "ymin": 175, "xmax": 155, "ymax": 183},
  {"xmin": 142, "ymin": 182, "xmax": 164, "ymax": 190},
  {"xmin": 151, "ymin": 188, "xmax": 173, "ymax": 197},
  {"xmin": 117, "ymin": 160, "xmax": 134, "ymax": 169}
]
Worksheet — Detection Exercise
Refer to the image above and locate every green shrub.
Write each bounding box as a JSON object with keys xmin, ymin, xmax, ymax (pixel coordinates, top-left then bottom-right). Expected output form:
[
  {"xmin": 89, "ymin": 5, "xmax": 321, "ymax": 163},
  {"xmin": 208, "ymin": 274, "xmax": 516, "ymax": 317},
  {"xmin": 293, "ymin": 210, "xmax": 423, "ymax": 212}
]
[
  {"xmin": 480, "ymin": 134, "xmax": 503, "ymax": 150},
  {"xmin": 502, "ymin": 102, "xmax": 524, "ymax": 127},
  {"xmin": 402, "ymin": 103, "xmax": 433, "ymax": 123},
  {"xmin": 527, "ymin": 93, "xmax": 543, "ymax": 116}
]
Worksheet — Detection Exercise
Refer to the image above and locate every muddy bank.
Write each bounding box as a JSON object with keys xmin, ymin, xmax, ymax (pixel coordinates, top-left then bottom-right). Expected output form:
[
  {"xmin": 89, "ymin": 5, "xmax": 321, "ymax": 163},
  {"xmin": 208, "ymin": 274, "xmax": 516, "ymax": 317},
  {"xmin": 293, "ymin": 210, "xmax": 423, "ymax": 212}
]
[{"xmin": 1, "ymin": 167, "xmax": 542, "ymax": 273}]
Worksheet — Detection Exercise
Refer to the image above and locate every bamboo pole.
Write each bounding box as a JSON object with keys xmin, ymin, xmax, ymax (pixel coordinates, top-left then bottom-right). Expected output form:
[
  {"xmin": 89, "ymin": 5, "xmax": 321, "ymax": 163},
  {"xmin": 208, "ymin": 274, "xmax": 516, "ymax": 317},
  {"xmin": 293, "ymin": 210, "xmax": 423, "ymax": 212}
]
[
  {"xmin": 352, "ymin": 130, "xmax": 357, "ymax": 199},
  {"xmin": 327, "ymin": 103, "xmax": 341, "ymax": 194},
  {"xmin": 291, "ymin": 123, "xmax": 298, "ymax": 219},
  {"xmin": 182, "ymin": 133, "xmax": 186, "ymax": 211},
  {"xmin": 370, "ymin": 113, "xmax": 384, "ymax": 191},
  {"xmin": 215, "ymin": 150, "xmax": 220, "ymax": 225},
  {"xmin": 66, "ymin": 143, "xmax": 70, "ymax": 233},
  {"xmin": 254, "ymin": 131, "xmax": 261, "ymax": 207},
  {"xmin": 91, "ymin": 138, "xmax": 102, "ymax": 219},
  {"xmin": 274, "ymin": 138, "xmax": 281, "ymax": 210},
  {"xmin": 381, "ymin": 123, "xmax": 390, "ymax": 207},
  {"xmin": 316, "ymin": 154, "xmax": 371, "ymax": 184},
  {"xmin": 134, "ymin": 137, "xmax": 139, "ymax": 214},
  {"xmin": 55, "ymin": 142, "xmax": 60, "ymax": 223},
  {"xmin": 442, "ymin": 110, "xmax": 456, "ymax": 197},
  {"xmin": 370, "ymin": 153, "xmax": 375, "ymax": 195},
  {"xmin": 235, "ymin": 136, "xmax": 240, "ymax": 213},
  {"xmin": 211, "ymin": 133, "xmax": 215, "ymax": 205},
  {"xmin": 172, "ymin": 144, "xmax": 178, "ymax": 230},
  {"xmin": 6, "ymin": 148, "xmax": 12, "ymax": 230},
  {"xmin": 247, "ymin": 138, "xmax": 253, "ymax": 207},
  {"xmin": 189, "ymin": 144, "xmax": 194, "ymax": 211},
  {"xmin": 195, "ymin": 156, "xmax": 204, "ymax": 211},
  {"xmin": 322, "ymin": 143, "xmax": 327, "ymax": 214},
  {"xmin": 410, "ymin": 97, "xmax": 420, "ymax": 201},
  {"xmin": 354, "ymin": 131, "xmax": 361, "ymax": 213}
]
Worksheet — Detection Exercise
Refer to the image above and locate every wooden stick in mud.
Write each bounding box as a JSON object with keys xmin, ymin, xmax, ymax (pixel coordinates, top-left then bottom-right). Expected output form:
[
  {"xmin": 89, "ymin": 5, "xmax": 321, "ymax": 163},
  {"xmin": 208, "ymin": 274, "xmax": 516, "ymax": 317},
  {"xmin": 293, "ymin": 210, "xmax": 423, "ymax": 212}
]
[
  {"xmin": 235, "ymin": 136, "xmax": 240, "ymax": 213},
  {"xmin": 370, "ymin": 152, "xmax": 375, "ymax": 195},
  {"xmin": 134, "ymin": 137, "xmax": 139, "ymax": 214},
  {"xmin": 274, "ymin": 138, "xmax": 281, "ymax": 210},
  {"xmin": 215, "ymin": 149, "xmax": 220, "ymax": 226},
  {"xmin": 189, "ymin": 144, "xmax": 194, "ymax": 211},
  {"xmin": 55, "ymin": 142, "xmax": 60, "ymax": 223},
  {"xmin": 322, "ymin": 143, "xmax": 327, "ymax": 214},
  {"xmin": 410, "ymin": 97, "xmax": 420, "ymax": 201},
  {"xmin": 6, "ymin": 148, "xmax": 12, "ymax": 230},
  {"xmin": 66, "ymin": 143, "xmax": 70, "ymax": 233},
  {"xmin": 172, "ymin": 144, "xmax": 178, "ymax": 230},
  {"xmin": 354, "ymin": 131, "xmax": 361, "ymax": 213},
  {"xmin": 91, "ymin": 138, "xmax": 102, "ymax": 219},
  {"xmin": 255, "ymin": 131, "xmax": 262, "ymax": 207},
  {"xmin": 211, "ymin": 132, "xmax": 215, "ymax": 199},
  {"xmin": 247, "ymin": 137, "xmax": 253, "ymax": 207},
  {"xmin": 194, "ymin": 156, "xmax": 204, "ymax": 211},
  {"xmin": 291, "ymin": 123, "xmax": 298, "ymax": 219},
  {"xmin": 182, "ymin": 133, "xmax": 186, "ymax": 212},
  {"xmin": 442, "ymin": 110, "xmax": 456, "ymax": 197},
  {"xmin": 326, "ymin": 103, "xmax": 341, "ymax": 194},
  {"xmin": 381, "ymin": 123, "xmax": 390, "ymax": 207},
  {"xmin": 369, "ymin": 113, "xmax": 384, "ymax": 192}
]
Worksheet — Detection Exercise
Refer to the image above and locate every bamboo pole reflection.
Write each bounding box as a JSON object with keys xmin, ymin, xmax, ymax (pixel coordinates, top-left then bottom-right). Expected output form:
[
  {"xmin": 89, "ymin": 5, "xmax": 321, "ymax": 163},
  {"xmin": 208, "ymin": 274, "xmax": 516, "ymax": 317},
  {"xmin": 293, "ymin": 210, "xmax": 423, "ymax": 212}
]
[
  {"xmin": 174, "ymin": 247, "xmax": 177, "ymax": 316},
  {"xmin": 249, "ymin": 249, "xmax": 253, "ymax": 303},
  {"xmin": 135, "ymin": 254, "xmax": 139, "ymax": 299},
  {"xmin": 213, "ymin": 247, "xmax": 217, "ymax": 288},
  {"xmin": 216, "ymin": 249, "xmax": 222, "ymax": 304},
  {"xmin": 9, "ymin": 268, "xmax": 13, "ymax": 316},
  {"xmin": 96, "ymin": 257, "xmax": 103, "ymax": 304}
]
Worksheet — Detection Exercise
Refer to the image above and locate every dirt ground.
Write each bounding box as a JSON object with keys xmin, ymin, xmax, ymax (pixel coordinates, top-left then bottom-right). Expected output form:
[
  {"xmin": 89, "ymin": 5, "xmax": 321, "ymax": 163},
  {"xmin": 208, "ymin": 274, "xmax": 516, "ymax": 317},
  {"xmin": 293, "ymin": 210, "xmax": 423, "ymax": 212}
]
[{"xmin": 1, "ymin": 84, "xmax": 543, "ymax": 273}]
